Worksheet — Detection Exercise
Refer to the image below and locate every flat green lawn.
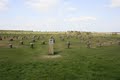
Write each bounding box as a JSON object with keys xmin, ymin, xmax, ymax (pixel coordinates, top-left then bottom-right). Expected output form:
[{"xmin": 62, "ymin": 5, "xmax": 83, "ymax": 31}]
[{"xmin": 0, "ymin": 35, "xmax": 120, "ymax": 80}]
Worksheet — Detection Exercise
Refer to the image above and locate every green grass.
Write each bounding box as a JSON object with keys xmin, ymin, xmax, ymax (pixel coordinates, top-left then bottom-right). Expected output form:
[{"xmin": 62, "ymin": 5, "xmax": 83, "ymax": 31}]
[{"xmin": 0, "ymin": 33, "xmax": 120, "ymax": 80}]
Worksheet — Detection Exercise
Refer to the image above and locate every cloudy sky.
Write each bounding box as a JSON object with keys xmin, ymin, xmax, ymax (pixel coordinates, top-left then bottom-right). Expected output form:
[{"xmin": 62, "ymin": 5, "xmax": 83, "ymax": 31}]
[{"xmin": 0, "ymin": 0, "xmax": 120, "ymax": 32}]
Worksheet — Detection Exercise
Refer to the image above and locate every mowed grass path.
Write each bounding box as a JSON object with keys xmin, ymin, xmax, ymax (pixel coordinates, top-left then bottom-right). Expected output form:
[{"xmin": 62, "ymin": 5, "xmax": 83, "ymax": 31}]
[{"xmin": 0, "ymin": 37, "xmax": 120, "ymax": 80}]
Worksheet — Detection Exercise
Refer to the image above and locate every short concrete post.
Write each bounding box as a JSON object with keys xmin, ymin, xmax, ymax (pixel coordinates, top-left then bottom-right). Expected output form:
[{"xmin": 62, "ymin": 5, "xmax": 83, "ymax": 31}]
[
  {"xmin": 67, "ymin": 41, "xmax": 71, "ymax": 48},
  {"xmin": 30, "ymin": 43, "xmax": 34, "ymax": 48},
  {"xmin": 20, "ymin": 41, "xmax": 23, "ymax": 45},
  {"xmin": 9, "ymin": 44, "xmax": 12, "ymax": 48}
]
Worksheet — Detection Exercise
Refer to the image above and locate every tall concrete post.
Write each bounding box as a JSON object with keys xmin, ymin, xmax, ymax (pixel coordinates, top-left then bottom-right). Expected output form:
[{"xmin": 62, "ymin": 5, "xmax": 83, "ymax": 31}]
[{"xmin": 49, "ymin": 38, "xmax": 54, "ymax": 55}]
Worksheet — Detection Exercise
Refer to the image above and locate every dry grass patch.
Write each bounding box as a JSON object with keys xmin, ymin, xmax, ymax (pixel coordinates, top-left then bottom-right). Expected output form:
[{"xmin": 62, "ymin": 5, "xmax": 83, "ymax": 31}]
[{"xmin": 42, "ymin": 55, "xmax": 62, "ymax": 59}]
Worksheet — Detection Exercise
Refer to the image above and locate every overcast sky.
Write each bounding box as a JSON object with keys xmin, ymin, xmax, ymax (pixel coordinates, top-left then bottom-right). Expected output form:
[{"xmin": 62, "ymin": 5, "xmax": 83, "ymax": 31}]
[{"xmin": 0, "ymin": 0, "xmax": 120, "ymax": 32}]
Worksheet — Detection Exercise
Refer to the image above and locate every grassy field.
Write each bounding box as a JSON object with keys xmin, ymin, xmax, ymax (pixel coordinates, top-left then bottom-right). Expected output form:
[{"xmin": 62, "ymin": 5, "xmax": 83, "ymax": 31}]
[{"xmin": 0, "ymin": 31, "xmax": 120, "ymax": 80}]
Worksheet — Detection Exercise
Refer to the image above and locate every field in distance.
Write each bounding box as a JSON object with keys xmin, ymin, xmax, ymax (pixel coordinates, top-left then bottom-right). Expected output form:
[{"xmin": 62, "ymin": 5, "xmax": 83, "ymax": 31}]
[{"xmin": 0, "ymin": 30, "xmax": 120, "ymax": 80}]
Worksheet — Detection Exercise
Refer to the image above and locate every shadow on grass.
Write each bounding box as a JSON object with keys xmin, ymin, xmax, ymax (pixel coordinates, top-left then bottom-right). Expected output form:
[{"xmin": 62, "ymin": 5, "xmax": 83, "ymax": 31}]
[
  {"xmin": 65, "ymin": 47, "xmax": 72, "ymax": 49},
  {"xmin": 54, "ymin": 51, "xmax": 62, "ymax": 55}
]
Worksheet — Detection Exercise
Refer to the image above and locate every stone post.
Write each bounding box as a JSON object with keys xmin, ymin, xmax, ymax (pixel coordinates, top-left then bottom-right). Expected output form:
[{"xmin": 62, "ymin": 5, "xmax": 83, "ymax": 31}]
[{"xmin": 49, "ymin": 38, "xmax": 54, "ymax": 55}]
